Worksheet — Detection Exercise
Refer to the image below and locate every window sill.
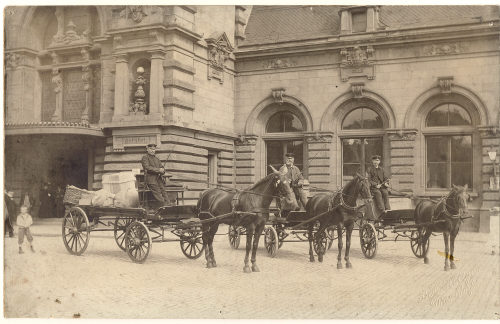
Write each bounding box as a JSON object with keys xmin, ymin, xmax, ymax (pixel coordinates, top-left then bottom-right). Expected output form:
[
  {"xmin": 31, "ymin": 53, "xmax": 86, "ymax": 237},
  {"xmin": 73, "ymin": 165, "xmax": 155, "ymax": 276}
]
[{"xmin": 420, "ymin": 190, "xmax": 479, "ymax": 198}]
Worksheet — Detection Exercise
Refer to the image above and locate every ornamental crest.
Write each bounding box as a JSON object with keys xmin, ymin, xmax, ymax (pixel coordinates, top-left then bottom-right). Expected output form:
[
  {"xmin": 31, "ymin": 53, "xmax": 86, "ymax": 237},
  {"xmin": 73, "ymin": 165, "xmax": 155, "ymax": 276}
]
[
  {"xmin": 340, "ymin": 45, "xmax": 375, "ymax": 82},
  {"xmin": 206, "ymin": 32, "xmax": 234, "ymax": 84}
]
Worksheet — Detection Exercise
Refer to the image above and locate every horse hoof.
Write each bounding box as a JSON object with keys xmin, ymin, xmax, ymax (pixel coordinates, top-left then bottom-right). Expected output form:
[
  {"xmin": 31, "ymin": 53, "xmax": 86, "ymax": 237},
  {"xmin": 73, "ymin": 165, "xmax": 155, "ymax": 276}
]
[
  {"xmin": 318, "ymin": 256, "xmax": 323, "ymax": 263},
  {"xmin": 346, "ymin": 262, "xmax": 352, "ymax": 269},
  {"xmin": 444, "ymin": 266, "xmax": 450, "ymax": 271},
  {"xmin": 424, "ymin": 258, "xmax": 429, "ymax": 264},
  {"xmin": 252, "ymin": 265, "xmax": 260, "ymax": 272},
  {"xmin": 309, "ymin": 256, "xmax": 315, "ymax": 262},
  {"xmin": 450, "ymin": 263, "xmax": 456, "ymax": 270},
  {"xmin": 337, "ymin": 263, "xmax": 343, "ymax": 269},
  {"xmin": 206, "ymin": 262, "xmax": 213, "ymax": 269},
  {"xmin": 212, "ymin": 261, "xmax": 217, "ymax": 268},
  {"xmin": 243, "ymin": 266, "xmax": 252, "ymax": 273}
]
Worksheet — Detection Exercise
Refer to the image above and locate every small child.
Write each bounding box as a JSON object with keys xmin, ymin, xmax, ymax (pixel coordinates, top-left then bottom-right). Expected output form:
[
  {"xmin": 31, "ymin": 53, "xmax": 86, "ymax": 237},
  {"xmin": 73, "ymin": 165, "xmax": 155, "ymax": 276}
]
[{"xmin": 17, "ymin": 206, "xmax": 35, "ymax": 254}]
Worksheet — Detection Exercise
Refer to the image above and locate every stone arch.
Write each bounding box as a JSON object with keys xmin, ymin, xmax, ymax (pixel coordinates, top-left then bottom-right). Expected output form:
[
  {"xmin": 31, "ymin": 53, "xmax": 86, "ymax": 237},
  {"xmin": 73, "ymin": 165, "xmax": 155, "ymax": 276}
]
[
  {"xmin": 20, "ymin": 6, "xmax": 106, "ymax": 50},
  {"xmin": 244, "ymin": 95, "xmax": 313, "ymax": 135},
  {"xmin": 405, "ymin": 84, "xmax": 490, "ymax": 128},
  {"xmin": 320, "ymin": 90, "xmax": 396, "ymax": 132}
]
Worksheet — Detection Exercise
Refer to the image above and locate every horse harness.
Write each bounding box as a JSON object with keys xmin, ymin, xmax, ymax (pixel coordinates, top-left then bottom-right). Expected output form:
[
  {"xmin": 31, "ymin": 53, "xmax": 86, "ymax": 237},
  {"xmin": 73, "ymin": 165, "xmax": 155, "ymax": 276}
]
[{"xmin": 328, "ymin": 190, "xmax": 359, "ymax": 213}]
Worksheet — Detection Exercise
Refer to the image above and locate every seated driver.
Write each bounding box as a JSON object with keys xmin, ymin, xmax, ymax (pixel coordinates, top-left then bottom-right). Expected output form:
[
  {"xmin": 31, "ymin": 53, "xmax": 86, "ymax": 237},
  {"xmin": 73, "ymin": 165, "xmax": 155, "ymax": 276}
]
[
  {"xmin": 141, "ymin": 143, "xmax": 173, "ymax": 207},
  {"xmin": 279, "ymin": 152, "xmax": 308, "ymax": 211},
  {"xmin": 367, "ymin": 155, "xmax": 391, "ymax": 214}
]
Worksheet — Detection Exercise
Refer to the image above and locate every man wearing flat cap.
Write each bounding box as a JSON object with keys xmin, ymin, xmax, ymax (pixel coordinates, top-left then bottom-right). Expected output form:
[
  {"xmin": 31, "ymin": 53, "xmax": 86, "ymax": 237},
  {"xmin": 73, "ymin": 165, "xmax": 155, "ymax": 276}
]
[
  {"xmin": 367, "ymin": 154, "xmax": 391, "ymax": 213},
  {"xmin": 279, "ymin": 152, "xmax": 307, "ymax": 210},
  {"xmin": 141, "ymin": 143, "xmax": 172, "ymax": 207}
]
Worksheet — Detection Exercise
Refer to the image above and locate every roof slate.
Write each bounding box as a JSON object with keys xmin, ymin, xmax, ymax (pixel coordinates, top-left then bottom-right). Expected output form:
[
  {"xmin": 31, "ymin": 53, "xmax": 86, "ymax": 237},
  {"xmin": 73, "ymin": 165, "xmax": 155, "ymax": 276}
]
[{"xmin": 241, "ymin": 5, "xmax": 499, "ymax": 46}]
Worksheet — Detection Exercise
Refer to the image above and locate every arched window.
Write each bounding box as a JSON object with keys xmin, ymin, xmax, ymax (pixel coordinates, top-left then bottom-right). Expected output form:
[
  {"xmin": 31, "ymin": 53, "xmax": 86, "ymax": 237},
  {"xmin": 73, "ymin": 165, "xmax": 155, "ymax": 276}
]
[
  {"xmin": 425, "ymin": 103, "xmax": 473, "ymax": 189},
  {"xmin": 265, "ymin": 111, "xmax": 305, "ymax": 174},
  {"xmin": 341, "ymin": 107, "xmax": 385, "ymax": 181}
]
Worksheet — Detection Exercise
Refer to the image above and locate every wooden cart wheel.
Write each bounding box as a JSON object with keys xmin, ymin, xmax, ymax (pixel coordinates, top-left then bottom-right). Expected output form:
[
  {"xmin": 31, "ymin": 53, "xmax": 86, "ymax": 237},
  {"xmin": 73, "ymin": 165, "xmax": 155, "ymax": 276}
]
[
  {"xmin": 62, "ymin": 207, "xmax": 90, "ymax": 256},
  {"xmin": 228, "ymin": 224, "xmax": 241, "ymax": 249},
  {"xmin": 264, "ymin": 226, "xmax": 278, "ymax": 258},
  {"xmin": 360, "ymin": 223, "xmax": 377, "ymax": 259},
  {"xmin": 125, "ymin": 221, "xmax": 152, "ymax": 264},
  {"xmin": 114, "ymin": 217, "xmax": 134, "ymax": 251},
  {"xmin": 313, "ymin": 228, "xmax": 328, "ymax": 255},
  {"xmin": 326, "ymin": 225, "xmax": 336, "ymax": 250},
  {"xmin": 410, "ymin": 228, "xmax": 430, "ymax": 258},
  {"xmin": 180, "ymin": 228, "xmax": 205, "ymax": 259}
]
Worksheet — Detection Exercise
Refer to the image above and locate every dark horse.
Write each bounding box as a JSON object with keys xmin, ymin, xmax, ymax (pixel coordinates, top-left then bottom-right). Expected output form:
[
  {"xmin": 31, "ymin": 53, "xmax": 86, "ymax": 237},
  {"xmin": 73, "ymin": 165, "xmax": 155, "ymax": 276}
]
[
  {"xmin": 306, "ymin": 173, "xmax": 372, "ymax": 268},
  {"xmin": 196, "ymin": 167, "xmax": 298, "ymax": 272},
  {"xmin": 414, "ymin": 184, "xmax": 469, "ymax": 271}
]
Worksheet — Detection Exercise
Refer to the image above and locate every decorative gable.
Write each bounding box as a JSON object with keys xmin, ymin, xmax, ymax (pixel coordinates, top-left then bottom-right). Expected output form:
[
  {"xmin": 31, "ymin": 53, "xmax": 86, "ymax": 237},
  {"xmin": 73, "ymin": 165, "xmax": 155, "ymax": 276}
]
[{"xmin": 206, "ymin": 32, "xmax": 234, "ymax": 84}]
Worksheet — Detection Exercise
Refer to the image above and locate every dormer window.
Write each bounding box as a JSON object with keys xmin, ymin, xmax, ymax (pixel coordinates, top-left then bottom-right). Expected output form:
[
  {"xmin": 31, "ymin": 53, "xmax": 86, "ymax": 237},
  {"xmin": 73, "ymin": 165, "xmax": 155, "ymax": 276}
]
[{"xmin": 339, "ymin": 6, "xmax": 381, "ymax": 34}]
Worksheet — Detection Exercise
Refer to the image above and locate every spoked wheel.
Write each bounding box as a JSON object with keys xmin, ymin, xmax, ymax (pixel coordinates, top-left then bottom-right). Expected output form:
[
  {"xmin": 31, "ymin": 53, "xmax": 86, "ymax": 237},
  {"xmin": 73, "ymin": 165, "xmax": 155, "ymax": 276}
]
[
  {"xmin": 114, "ymin": 217, "xmax": 134, "ymax": 251},
  {"xmin": 62, "ymin": 207, "xmax": 90, "ymax": 256},
  {"xmin": 228, "ymin": 225, "xmax": 241, "ymax": 249},
  {"xmin": 313, "ymin": 228, "xmax": 328, "ymax": 255},
  {"xmin": 180, "ymin": 228, "xmax": 204, "ymax": 259},
  {"xmin": 125, "ymin": 221, "xmax": 152, "ymax": 264},
  {"xmin": 326, "ymin": 225, "xmax": 336, "ymax": 250},
  {"xmin": 264, "ymin": 226, "xmax": 279, "ymax": 258},
  {"xmin": 360, "ymin": 223, "xmax": 377, "ymax": 259},
  {"xmin": 411, "ymin": 228, "xmax": 430, "ymax": 258}
]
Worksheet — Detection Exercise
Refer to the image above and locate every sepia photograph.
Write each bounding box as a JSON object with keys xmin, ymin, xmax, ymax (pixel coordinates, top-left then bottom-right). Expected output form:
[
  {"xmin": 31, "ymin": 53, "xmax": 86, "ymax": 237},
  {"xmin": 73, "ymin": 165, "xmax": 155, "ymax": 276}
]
[{"xmin": 2, "ymin": 1, "xmax": 499, "ymax": 320}]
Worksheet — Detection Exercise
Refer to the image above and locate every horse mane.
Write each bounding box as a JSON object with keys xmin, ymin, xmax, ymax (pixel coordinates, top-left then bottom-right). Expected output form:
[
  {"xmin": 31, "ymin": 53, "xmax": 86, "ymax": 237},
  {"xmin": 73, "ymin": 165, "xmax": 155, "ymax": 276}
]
[
  {"xmin": 246, "ymin": 173, "xmax": 276, "ymax": 191},
  {"xmin": 342, "ymin": 175, "xmax": 360, "ymax": 194}
]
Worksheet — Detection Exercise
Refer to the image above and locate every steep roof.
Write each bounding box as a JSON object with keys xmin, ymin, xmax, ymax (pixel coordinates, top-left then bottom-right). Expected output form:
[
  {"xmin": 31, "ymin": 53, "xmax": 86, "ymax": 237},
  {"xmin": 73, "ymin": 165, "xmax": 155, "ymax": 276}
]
[{"xmin": 241, "ymin": 5, "xmax": 499, "ymax": 46}]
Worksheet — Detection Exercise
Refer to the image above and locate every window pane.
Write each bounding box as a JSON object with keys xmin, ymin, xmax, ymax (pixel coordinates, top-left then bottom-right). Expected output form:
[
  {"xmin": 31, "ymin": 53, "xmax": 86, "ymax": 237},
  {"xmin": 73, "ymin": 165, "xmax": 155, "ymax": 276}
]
[
  {"xmin": 364, "ymin": 138, "xmax": 383, "ymax": 165},
  {"xmin": 451, "ymin": 163, "xmax": 472, "ymax": 188},
  {"xmin": 449, "ymin": 104, "xmax": 472, "ymax": 126},
  {"xmin": 427, "ymin": 163, "xmax": 448, "ymax": 188},
  {"xmin": 266, "ymin": 111, "xmax": 303, "ymax": 133},
  {"xmin": 427, "ymin": 137, "xmax": 448, "ymax": 162},
  {"xmin": 426, "ymin": 105, "xmax": 448, "ymax": 127},
  {"xmin": 343, "ymin": 163, "xmax": 361, "ymax": 178},
  {"xmin": 342, "ymin": 109, "xmax": 363, "ymax": 129},
  {"xmin": 342, "ymin": 138, "xmax": 362, "ymax": 163},
  {"xmin": 451, "ymin": 136, "xmax": 472, "ymax": 162},
  {"xmin": 362, "ymin": 108, "xmax": 383, "ymax": 129}
]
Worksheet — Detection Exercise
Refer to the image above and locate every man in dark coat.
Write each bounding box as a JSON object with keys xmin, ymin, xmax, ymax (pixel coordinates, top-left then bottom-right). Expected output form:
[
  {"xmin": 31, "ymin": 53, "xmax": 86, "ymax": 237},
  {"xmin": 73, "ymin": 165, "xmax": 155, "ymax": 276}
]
[
  {"xmin": 4, "ymin": 190, "xmax": 16, "ymax": 237},
  {"xmin": 279, "ymin": 152, "xmax": 307, "ymax": 210},
  {"xmin": 141, "ymin": 143, "xmax": 172, "ymax": 207},
  {"xmin": 367, "ymin": 155, "xmax": 391, "ymax": 212}
]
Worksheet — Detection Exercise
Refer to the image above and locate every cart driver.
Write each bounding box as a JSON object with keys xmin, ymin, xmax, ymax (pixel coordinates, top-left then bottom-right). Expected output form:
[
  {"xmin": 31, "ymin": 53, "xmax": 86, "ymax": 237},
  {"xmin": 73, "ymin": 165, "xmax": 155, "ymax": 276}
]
[
  {"xmin": 141, "ymin": 143, "xmax": 173, "ymax": 207},
  {"xmin": 367, "ymin": 155, "xmax": 391, "ymax": 213},
  {"xmin": 279, "ymin": 152, "xmax": 308, "ymax": 211}
]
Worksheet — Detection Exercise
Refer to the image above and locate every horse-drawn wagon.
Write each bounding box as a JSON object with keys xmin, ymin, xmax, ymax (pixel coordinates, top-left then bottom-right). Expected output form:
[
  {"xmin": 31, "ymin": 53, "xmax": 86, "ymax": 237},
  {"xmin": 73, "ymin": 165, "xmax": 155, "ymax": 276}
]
[{"xmin": 61, "ymin": 173, "xmax": 204, "ymax": 263}]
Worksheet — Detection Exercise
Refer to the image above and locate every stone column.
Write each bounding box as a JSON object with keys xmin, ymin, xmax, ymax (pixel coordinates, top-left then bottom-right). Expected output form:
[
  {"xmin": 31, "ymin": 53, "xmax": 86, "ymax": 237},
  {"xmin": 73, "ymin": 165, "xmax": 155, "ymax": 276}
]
[
  {"xmin": 479, "ymin": 126, "xmax": 500, "ymax": 233},
  {"xmin": 339, "ymin": 9, "xmax": 352, "ymax": 34},
  {"xmin": 51, "ymin": 67, "xmax": 63, "ymax": 121},
  {"xmin": 387, "ymin": 129, "xmax": 418, "ymax": 195},
  {"xmin": 112, "ymin": 54, "xmax": 130, "ymax": 120},
  {"xmin": 81, "ymin": 48, "xmax": 92, "ymax": 123},
  {"xmin": 148, "ymin": 51, "xmax": 165, "ymax": 116},
  {"xmin": 235, "ymin": 135, "xmax": 258, "ymax": 189},
  {"xmin": 304, "ymin": 132, "xmax": 334, "ymax": 195}
]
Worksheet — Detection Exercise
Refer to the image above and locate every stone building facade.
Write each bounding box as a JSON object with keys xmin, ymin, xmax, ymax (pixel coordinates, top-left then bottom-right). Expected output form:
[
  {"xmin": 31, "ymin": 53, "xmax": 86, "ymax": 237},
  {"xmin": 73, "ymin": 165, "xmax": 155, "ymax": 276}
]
[{"xmin": 4, "ymin": 5, "xmax": 499, "ymax": 231}]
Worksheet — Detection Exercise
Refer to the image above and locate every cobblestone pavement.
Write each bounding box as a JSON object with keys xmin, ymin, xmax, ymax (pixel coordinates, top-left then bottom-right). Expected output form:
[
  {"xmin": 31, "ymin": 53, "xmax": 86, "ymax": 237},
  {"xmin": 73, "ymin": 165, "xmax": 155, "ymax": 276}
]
[{"xmin": 4, "ymin": 219, "xmax": 499, "ymax": 319}]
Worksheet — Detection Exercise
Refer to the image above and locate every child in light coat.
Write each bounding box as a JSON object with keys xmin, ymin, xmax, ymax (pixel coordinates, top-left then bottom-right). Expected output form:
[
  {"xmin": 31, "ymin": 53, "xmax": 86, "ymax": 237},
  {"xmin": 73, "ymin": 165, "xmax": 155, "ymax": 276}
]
[{"xmin": 17, "ymin": 206, "xmax": 35, "ymax": 254}]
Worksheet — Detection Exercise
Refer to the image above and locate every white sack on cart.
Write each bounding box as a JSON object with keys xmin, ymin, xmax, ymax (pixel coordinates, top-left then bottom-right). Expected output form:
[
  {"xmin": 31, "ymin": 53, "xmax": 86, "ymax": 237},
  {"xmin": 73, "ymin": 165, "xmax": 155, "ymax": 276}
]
[
  {"xmin": 91, "ymin": 189, "xmax": 115, "ymax": 207},
  {"xmin": 114, "ymin": 188, "xmax": 139, "ymax": 208}
]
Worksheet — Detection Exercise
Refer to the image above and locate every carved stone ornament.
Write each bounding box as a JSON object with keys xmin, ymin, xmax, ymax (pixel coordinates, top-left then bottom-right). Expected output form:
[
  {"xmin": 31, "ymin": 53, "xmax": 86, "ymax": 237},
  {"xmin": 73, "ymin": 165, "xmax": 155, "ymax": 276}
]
[
  {"xmin": 387, "ymin": 129, "xmax": 418, "ymax": 141},
  {"xmin": 264, "ymin": 58, "xmax": 296, "ymax": 69},
  {"xmin": 478, "ymin": 125, "xmax": 500, "ymax": 138},
  {"xmin": 438, "ymin": 76, "xmax": 453, "ymax": 94},
  {"xmin": 5, "ymin": 53, "xmax": 22, "ymax": 68},
  {"xmin": 50, "ymin": 20, "xmax": 89, "ymax": 47},
  {"xmin": 272, "ymin": 88, "xmax": 286, "ymax": 104},
  {"xmin": 340, "ymin": 46, "xmax": 375, "ymax": 82},
  {"xmin": 304, "ymin": 132, "xmax": 334, "ymax": 143},
  {"xmin": 351, "ymin": 82, "xmax": 365, "ymax": 98},
  {"xmin": 113, "ymin": 133, "xmax": 161, "ymax": 152},
  {"xmin": 206, "ymin": 32, "xmax": 234, "ymax": 84},
  {"xmin": 130, "ymin": 67, "xmax": 148, "ymax": 114},
  {"xmin": 422, "ymin": 43, "xmax": 464, "ymax": 56},
  {"xmin": 235, "ymin": 134, "xmax": 258, "ymax": 146},
  {"xmin": 129, "ymin": 6, "xmax": 147, "ymax": 23},
  {"xmin": 51, "ymin": 68, "xmax": 63, "ymax": 93}
]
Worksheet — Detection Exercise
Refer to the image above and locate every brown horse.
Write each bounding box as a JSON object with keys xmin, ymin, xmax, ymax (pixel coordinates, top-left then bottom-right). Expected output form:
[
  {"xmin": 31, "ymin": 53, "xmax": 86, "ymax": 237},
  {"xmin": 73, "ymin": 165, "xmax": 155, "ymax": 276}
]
[
  {"xmin": 196, "ymin": 167, "xmax": 298, "ymax": 273},
  {"xmin": 306, "ymin": 173, "xmax": 372, "ymax": 268},
  {"xmin": 414, "ymin": 184, "xmax": 470, "ymax": 271}
]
